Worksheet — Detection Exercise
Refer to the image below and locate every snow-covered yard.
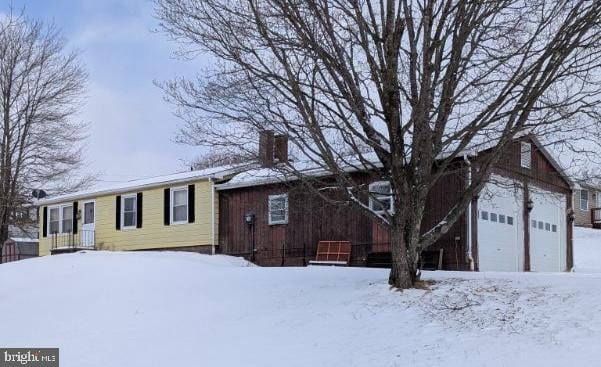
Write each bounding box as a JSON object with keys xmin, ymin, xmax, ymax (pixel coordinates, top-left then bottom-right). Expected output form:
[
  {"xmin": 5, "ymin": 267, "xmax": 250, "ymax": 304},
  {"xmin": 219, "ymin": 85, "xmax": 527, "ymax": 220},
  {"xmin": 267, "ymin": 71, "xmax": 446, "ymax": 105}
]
[{"xmin": 1, "ymin": 227, "xmax": 601, "ymax": 366}]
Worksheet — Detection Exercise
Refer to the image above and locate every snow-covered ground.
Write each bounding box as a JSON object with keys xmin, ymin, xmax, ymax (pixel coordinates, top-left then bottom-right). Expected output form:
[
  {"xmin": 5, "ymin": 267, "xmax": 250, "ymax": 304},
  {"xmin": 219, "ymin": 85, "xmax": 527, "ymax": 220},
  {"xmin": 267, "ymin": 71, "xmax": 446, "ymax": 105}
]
[
  {"xmin": 1, "ymin": 228, "xmax": 601, "ymax": 367},
  {"xmin": 573, "ymin": 226, "xmax": 601, "ymax": 272}
]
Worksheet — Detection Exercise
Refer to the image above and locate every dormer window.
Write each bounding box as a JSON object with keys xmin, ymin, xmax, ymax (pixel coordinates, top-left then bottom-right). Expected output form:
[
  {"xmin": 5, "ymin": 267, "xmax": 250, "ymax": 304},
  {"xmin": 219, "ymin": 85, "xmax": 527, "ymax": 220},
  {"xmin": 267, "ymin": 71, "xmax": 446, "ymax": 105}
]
[{"xmin": 520, "ymin": 142, "xmax": 532, "ymax": 169}]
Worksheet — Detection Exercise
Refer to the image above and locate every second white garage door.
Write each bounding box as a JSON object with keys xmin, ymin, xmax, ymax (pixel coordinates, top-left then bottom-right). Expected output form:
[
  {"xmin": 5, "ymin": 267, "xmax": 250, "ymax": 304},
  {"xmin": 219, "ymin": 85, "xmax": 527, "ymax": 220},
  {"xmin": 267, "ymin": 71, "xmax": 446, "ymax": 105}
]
[
  {"xmin": 528, "ymin": 188, "xmax": 566, "ymax": 272},
  {"xmin": 478, "ymin": 177, "xmax": 524, "ymax": 272}
]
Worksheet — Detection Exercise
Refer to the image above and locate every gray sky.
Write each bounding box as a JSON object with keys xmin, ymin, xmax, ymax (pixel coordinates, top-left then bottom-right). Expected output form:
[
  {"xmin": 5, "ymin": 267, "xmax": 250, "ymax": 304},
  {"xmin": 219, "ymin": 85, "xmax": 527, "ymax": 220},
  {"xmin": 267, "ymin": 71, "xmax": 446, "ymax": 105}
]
[{"xmin": 2, "ymin": 0, "xmax": 206, "ymax": 185}]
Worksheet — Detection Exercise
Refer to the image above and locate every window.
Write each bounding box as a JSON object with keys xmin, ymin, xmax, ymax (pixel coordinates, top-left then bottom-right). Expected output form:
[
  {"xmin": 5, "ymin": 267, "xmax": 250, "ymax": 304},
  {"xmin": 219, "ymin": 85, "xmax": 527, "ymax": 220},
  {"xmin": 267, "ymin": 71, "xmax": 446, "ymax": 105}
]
[
  {"xmin": 545, "ymin": 223, "xmax": 551, "ymax": 231},
  {"xmin": 532, "ymin": 219, "xmax": 537, "ymax": 228},
  {"xmin": 49, "ymin": 207, "xmax": 60, "ymax": 234},
  {"xmin": 369, "ymin": 181, "xmax": 394, "ymax": 215},
  {"xmin": 520, "ymin": 142, "xmax": 531, "ymax": 169},
  {"xmin": 481, "ymin": 211, "xmax": 489, "ymax": 220},
  {"xmin": 122, "ymin": 195, "xmax": 137, "ymax": 228},
  {"xmin": 538, "ymin": 221, "xmax": 544, "ymax": 229},
  {"xmin": 580, "ymin": 190, "xmax": 589, "ymax": 211},
  {"xmin": 552, "ymin": 224, "xmax": 557, "ymax": 232},
  {"xmin": 48, "ymin": 204, "xmax": 73, "ymax": 234},
  {"xmin": 507, "ymin": 216, "xmax": 514, "ymax": 225},
  {"xmin": 490, "ymin": 213, "xmax": 498, "ymax": 222},
  {"xmin": 499, "ymin": 214, "xmax": 506, "ymax": 224},
  {"xmin": 268, "ymin": 194, "xmax": 288, "ymax": 225},
  {"xmin": 62, "ymin": 206, "xmax": 73, "ymax": 233},
  {"xmin": 171, "ymin": 187, "xmax": 188, "ymax": 224}
]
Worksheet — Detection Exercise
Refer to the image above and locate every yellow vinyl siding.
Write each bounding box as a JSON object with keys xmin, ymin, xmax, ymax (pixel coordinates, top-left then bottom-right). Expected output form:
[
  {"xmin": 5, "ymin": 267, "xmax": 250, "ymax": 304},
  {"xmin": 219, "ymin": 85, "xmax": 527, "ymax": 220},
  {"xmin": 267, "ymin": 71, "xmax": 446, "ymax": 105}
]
[{"xmin": 38, "ymin": 180, "xmax": 217, "ymax": 255}]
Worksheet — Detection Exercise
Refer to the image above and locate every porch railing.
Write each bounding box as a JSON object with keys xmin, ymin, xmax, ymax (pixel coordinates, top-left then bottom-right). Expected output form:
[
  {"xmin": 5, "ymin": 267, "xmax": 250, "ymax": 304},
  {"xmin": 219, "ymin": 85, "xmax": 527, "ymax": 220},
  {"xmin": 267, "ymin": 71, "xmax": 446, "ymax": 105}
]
[{"xmin": 50, "ymin": 230, "xmax": 95, "ymax": 250}]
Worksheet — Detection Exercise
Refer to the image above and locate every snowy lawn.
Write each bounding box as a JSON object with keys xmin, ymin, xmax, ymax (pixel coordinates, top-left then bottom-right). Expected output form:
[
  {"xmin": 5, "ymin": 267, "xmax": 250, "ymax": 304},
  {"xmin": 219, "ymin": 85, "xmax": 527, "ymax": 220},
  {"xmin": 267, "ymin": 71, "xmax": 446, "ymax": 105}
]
[
  {"xmin": 574, "ymin": 226, "xmax": 601, "ymax": 272},
  {"xmin": 0, "ymin": 229, "xmax": 601, "ymax": 367}
]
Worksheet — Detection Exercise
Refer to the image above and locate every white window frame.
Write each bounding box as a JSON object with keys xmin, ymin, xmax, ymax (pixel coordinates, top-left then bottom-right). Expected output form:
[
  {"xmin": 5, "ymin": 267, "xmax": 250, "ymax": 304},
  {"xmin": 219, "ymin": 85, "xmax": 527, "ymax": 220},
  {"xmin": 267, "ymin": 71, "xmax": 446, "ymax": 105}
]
[
  {"xmin": 580, "ymin": 189, "xmax": 589, "ymax": 211},
  {"xmin": 268, "ymin": 193, "xmax": 288, "ymax": 225},
  {"xmin": 520, "ymin": 142, "xmax": 532, "ymax": 169},
  {"xmin": 170, "ymin": 186, "xmax": 189, "ymax": 225},
  {"xmin": 121, "ymin": 194, "xmax": 137, "ymax": 229},
  {"xmin": 47, "ymin": 204, "xmax": 73, "ymax": 234},
  {"xmin": 369, "ymin": 181, "xmax": 394, "ymax": 215}
]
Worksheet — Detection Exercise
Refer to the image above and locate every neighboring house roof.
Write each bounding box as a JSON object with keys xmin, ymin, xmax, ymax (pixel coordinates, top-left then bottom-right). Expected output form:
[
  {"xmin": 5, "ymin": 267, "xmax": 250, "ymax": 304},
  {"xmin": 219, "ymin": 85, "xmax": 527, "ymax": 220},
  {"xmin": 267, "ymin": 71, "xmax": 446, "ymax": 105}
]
[
  {"xmin": 216, "ymin": 136, "xmax": 573, "ymax": 191},
  {"xmin": 573, "ymin": 181, "xmax": 601, "ymax": 191},
  {"xmin": 39, "ymin": 164, "xmax": 251, "ymax": 206}
]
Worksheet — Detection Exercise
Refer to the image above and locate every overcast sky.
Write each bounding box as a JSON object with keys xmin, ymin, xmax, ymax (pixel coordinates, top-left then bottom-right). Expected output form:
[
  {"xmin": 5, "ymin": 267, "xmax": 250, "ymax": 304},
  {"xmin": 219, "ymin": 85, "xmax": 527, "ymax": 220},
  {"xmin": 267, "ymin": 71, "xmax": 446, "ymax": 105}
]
[{"xmin": 1, "ymin": 0, "xmax": 206, "ymax": 185}]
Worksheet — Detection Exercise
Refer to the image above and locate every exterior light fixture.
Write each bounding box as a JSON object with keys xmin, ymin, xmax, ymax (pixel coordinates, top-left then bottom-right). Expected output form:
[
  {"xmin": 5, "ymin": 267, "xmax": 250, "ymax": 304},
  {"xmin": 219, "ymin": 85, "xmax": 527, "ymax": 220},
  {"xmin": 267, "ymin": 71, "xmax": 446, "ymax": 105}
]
[{"xmin": 527, "ymin": 199, "xmax": 534, "ymax": 212}]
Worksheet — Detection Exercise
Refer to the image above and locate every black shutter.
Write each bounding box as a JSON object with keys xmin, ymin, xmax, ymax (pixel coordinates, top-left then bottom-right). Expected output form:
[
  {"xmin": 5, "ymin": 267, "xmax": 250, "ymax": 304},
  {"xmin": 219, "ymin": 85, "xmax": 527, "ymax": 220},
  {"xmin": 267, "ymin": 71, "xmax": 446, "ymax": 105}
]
[
  {"xmin": 136, "ymin": 192, "xmax": 143, "ymax": 228},
  {"xmin": 115, "ymin": 196, "xmax": 121, "ymax": 230},
  {"xmin": 42, "ymin": 207, "xmax": 48, "ymax": 238},
  {"xmin": 72, "ymin": 202, "xmax": 78, "ymax": 234},
  {"xmin": 188, "ymin": 184, "xmax": 195, "ymax": 223},
  {"xmin": 164, "ymin": 188, "xmax": 171, "ymax": 225}
]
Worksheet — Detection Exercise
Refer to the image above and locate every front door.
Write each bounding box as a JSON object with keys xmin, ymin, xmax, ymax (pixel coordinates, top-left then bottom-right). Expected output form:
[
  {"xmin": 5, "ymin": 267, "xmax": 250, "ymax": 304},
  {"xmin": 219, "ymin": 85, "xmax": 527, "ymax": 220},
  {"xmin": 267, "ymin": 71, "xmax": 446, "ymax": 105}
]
[{"xmin": 82, "ymin": 201, "xmax": 95, "ymax": 246}]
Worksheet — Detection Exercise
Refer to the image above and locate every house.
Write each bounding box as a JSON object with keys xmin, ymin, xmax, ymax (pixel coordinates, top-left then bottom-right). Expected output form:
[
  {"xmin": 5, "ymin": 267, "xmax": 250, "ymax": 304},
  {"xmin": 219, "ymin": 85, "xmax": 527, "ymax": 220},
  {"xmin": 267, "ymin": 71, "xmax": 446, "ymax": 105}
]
[
  {"xmin": 216, "ymin": 134, "xmax": 574, "ymax": 272},
  {"xmin": 36, "ymin": 165, "xmax": 243, "ymax": 256},
  {"xmin": 572, "ymin": 182, "xmax": 601, "ymax": 228}
]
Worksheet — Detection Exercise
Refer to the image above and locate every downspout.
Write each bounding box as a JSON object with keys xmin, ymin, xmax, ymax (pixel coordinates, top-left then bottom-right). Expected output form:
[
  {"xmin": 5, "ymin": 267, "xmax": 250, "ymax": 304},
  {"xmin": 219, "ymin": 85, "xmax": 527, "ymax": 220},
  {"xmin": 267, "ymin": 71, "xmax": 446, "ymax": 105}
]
[
  {"xmin": 210, "ymin": 177, "xmax": 216, "ymax": 255},
  {"xmin": 463, "ymin": 154, "xmax": 475, "ymax": 271}
]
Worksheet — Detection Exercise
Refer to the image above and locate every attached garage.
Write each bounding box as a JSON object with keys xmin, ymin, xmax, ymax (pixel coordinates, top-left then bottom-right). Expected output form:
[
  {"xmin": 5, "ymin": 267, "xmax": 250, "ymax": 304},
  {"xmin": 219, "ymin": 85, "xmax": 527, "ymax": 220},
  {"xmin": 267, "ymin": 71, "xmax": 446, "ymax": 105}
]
[
  {"xmin": 477, "ymin": 177, "xmax": 524, "ymax": 272},
  {"xmin": 472, "ymin": 138, "xmax": 573, "ymax": 273}
]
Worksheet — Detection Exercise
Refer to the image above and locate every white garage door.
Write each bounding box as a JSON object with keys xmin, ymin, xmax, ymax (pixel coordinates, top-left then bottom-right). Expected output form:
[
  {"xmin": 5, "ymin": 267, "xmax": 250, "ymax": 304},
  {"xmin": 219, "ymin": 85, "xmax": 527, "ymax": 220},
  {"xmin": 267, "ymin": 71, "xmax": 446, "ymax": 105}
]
[
  {"xmin": 529, "ymin": 188, "xmax": 566, "ymax": 272},
  {"xmin": 478, "ymin": 177, "xmax": 524, "ymax": 272}
]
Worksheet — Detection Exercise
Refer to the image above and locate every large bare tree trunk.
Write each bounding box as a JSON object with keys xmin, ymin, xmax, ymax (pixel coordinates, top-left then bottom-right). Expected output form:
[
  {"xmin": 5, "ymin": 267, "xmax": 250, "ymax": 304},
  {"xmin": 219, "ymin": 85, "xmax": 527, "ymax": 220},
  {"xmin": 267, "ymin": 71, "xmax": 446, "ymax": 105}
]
[{"xmin": 388, "ymin": 224, "xmax": 418, "ymax": 289}]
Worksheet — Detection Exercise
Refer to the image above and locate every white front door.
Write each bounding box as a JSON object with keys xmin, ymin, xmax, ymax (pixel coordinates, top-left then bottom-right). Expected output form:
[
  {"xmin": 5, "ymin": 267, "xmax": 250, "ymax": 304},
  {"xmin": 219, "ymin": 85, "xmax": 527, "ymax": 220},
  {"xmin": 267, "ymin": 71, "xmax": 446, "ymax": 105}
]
[
  {"xmin": 529, "ymin": 188, "xmax": 566, "ymax": 272},
  {"xmin": 82, "ymin": 201, "xmax": 95, "ymax": 246},
  {"xmin": 478, "ymin": 176, "xmax": 524, "ymax": 272}
]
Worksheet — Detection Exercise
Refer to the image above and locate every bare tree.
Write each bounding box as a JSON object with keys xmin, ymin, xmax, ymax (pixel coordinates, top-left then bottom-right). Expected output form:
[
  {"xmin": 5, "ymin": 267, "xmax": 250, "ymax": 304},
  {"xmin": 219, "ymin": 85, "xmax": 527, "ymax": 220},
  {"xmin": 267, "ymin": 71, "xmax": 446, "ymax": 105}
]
[
  {"xmin": 190, "ymin": 149, "xmax": 253, "ymax": 170},
  {"xmin": 0, "ymin": 12, "xmax": 89, "ymax": 246},
  {"xmin": 156, "ymin": 0, "xmax": 601, "ymax": 289}
]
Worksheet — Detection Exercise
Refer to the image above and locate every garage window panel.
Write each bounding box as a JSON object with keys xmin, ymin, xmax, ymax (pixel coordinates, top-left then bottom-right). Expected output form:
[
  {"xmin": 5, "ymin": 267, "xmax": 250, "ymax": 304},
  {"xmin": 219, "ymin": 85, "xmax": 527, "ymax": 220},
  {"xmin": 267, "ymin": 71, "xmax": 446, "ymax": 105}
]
[
  {"xmin": 545, "ymin": 223, "xmax": 551, "ymax": 231},
  {"xmin": 490, "ymin": 213, "xmax": 498, "ymax": 222},
  {"xmin": 507, "ymin": 216, "xmax": 514, "ymax": 225},
  {"xmin": 481, "ymin": 211, "xmax": 488, "ymax": 220},
  {"xmin": 532, "ymin": 219, "xmax": 537, "ymax": 228},
  {"xmin": 499, "ymin": 214, "xmax": 506, "ymax": 223},
  {"xmin": 552, "ymin": 224, "xmax": 557, "ymax": 232},
  {"xmin": 538, "ymin": 221, "xmax": 544, "ymax": 229}
]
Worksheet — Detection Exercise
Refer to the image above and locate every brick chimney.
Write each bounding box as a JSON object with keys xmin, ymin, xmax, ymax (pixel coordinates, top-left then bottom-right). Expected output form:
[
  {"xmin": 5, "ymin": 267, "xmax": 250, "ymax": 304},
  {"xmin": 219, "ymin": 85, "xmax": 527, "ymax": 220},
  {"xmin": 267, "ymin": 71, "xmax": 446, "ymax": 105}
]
[
  {"xmin": 274, "ymin": 134, "xmax": 288, "ymax": 163},
  {"xmin": 259, "ymin": 130, "xmax": 289, "ymax": 167},
  {"xmin": 259, "ymin": 130, "xmax": 275, "ymax": 167}
]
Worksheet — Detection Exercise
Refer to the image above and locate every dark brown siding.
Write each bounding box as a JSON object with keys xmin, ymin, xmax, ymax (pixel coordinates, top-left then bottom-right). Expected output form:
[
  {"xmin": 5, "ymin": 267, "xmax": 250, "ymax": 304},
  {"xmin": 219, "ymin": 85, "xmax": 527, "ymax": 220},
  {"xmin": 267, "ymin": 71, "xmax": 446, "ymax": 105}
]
[
  {"xmin": 218, "ymin": 169, "xmax": 469, "ymax": 270},
  {"xmin": 218, "ymin": 184, "xmax": 373, "ymax": 266},
  {"xmin": 370, "ymin": 168, "xmax": 468, "ymax": 270}
]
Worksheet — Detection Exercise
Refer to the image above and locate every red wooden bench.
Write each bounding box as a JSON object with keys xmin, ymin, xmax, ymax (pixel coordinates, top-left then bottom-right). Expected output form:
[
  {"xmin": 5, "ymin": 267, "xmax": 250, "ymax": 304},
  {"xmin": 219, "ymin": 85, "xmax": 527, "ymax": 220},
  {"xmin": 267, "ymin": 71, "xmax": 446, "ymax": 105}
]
[{"xmin": 309, "ymin": 241, "xmax": 352, "ymax": 266}]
